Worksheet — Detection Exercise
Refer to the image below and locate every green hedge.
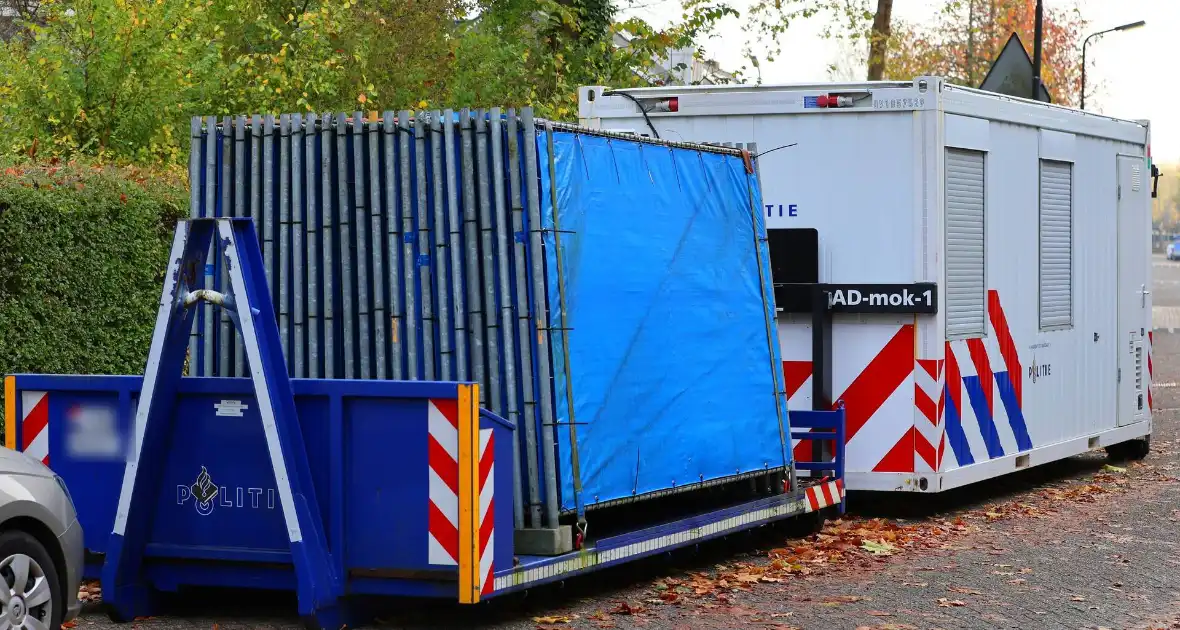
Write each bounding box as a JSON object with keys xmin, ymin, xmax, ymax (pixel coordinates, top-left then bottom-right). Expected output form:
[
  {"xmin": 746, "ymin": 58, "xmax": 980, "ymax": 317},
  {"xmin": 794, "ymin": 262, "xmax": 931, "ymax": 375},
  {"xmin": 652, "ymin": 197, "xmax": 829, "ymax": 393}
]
[{"xmin": 0, "ymin": 162, "xmax": 188, "ymax": 419}]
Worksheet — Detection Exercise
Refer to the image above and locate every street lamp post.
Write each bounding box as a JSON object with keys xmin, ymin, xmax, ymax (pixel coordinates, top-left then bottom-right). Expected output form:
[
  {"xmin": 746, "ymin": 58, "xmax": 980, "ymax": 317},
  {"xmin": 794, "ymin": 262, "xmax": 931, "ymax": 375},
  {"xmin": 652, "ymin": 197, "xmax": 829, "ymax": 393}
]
[
  {"xmin": 1032, "ymin": 0, "xmax": 1043, "ymax": 100},
  {"xmin": 1081, "ymin": 20, "xmax": 1146, "ymax": 110}
]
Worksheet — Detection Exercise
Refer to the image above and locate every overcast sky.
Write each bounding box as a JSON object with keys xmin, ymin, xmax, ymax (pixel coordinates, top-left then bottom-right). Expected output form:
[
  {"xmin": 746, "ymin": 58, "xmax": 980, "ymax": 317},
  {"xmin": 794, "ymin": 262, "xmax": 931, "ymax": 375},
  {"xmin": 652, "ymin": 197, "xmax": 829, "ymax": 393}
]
[{"xmin": 622, "ymin": 0, "xmax": 1172, "ymax": 159}]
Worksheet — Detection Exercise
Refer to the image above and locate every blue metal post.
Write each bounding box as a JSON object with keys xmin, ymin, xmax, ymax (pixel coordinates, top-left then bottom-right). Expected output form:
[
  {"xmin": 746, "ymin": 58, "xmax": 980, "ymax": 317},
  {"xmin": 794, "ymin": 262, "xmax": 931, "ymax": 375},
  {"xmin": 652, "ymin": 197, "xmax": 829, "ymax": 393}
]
[{"xmin": 103, "ymin": 218, "xmax": 342, "ymax": 625}]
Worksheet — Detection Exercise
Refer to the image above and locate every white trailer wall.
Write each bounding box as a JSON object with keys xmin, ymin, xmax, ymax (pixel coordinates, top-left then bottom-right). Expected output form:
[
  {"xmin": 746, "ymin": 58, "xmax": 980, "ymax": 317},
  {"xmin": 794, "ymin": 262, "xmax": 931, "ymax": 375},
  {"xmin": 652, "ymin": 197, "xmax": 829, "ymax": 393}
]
[{"xmin": 937, "ymin": 87, "xmax": 1152, "ymax": 489}]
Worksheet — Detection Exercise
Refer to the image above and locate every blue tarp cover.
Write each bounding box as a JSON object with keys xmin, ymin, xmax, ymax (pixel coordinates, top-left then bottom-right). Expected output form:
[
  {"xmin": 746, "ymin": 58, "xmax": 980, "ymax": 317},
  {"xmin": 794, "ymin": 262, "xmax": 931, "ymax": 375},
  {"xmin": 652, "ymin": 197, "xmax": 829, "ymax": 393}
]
[{"xmin": 537, "ymin": 131, "xmax": 789, "ymax": 512}]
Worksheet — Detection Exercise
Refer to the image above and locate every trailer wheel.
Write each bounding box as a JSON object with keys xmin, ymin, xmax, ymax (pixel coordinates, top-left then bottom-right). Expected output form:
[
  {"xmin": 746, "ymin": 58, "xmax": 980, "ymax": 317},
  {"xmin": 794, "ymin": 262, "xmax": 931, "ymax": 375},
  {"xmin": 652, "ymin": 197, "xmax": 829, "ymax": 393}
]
[
  {"xmin": 0, "ymin": 530, "xmax": 63, "ymax": 630},
  {"xmin": 1105, "ymin": 435, "xmax": 1151, "ymax": 462}
]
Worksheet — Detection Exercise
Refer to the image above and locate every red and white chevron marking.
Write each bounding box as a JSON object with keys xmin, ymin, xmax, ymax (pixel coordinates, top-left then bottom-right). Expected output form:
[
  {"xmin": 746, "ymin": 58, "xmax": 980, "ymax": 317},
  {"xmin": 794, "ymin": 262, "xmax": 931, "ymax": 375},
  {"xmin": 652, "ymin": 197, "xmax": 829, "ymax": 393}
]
[
  {"xmin": 783, "ymin": 324, "xmax": 916, "ymax": 474},
  {"xmin": 427, "ymin": 399, "xmax": 459, "ymax": 566},
  {"xmin": 21, "ymin": 392, "xmax": 49, "ymax": 466},
  {"xmin": 914, "ymin": 359, "xmax": 945, "ymax": 473},
  {"xmin": 427, "ymin": 399, "xmax": 496, "ymax": 590},
  {"xmin": 1148, "ymin": 331, "xmax": 1154, "ymax": 412},
  {"xmin": 803, "ymin": 478, "xmax": 844, "ymax": 512},
  {"xmin": 478, "ymin": 428, "xmax": 495, "ymax": 596}
]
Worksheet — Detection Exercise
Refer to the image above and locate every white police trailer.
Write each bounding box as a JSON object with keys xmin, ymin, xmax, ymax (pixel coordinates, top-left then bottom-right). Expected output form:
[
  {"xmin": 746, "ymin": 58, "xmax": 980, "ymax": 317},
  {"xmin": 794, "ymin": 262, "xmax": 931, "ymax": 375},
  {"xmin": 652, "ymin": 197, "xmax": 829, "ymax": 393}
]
[{"xmin": 579, "ymin": 77, "xmax": 1156, "ymax": 493}]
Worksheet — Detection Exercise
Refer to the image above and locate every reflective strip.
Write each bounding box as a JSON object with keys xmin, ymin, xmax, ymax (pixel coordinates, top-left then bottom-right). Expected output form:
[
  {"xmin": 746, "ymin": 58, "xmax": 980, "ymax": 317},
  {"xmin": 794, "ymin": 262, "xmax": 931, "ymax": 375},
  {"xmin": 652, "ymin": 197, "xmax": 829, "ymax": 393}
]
[
  {"xmin": 493, "ymin": 495, "xmax": 812, "ymax": 593},
  {"xmin": 4, "ymin": 376, "xmax": 14, "ymax": 450},
  {"xmin": 478, "ymin": 428, "xmax": 495, "ymax": 596},
  {"xmin": 457, "ymin": 383, "xmax": 481, "ymax": 604},
  {"xmin": 427, "ymin": 399, "xmax": 460, "ymax": 566}
]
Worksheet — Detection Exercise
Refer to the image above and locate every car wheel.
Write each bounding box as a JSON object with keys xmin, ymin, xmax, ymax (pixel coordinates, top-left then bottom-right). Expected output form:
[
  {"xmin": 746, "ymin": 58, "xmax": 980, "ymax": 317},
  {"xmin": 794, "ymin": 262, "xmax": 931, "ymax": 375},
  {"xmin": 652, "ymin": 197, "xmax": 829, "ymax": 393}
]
[{"xmin": 0, "ymin": 530, "xmax": 62, "ymax": 630}]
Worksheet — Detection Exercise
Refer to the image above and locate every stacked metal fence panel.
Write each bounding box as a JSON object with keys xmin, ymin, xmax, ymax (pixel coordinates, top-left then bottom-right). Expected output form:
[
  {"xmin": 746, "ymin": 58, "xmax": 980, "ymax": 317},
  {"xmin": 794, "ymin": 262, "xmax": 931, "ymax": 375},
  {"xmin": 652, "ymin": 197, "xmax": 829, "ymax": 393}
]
[
  {"xmin": 190, "ymin": 110, "xmax": 563, "ymax": 529},
  {"xmin": 188, "ymin": 111, "xmax": 780, "ymax": 531}
]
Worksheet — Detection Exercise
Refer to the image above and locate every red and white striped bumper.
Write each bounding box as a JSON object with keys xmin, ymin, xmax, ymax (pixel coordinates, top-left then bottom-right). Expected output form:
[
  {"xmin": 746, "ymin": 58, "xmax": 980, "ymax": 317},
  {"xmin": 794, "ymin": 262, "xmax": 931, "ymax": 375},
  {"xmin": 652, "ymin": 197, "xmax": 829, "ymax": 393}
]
[{"xmin": 803, "ymin": 478, "xmax": 844, "ymax": 512}]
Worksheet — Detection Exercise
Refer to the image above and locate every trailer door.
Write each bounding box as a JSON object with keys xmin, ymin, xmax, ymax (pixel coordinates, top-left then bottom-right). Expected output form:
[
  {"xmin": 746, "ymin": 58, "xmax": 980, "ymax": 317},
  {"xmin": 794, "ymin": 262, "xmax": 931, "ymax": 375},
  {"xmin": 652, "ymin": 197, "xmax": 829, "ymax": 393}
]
[{"xmin": 1116, "ymin": 154, "xmax": 1149, "ymax": 427}]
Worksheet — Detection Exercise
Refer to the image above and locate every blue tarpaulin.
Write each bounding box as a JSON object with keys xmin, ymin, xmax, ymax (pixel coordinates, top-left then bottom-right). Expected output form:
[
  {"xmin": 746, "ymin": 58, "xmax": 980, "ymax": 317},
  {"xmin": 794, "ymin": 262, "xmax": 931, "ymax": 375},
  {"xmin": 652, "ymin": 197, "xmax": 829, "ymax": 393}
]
[{"xmin": 537, "ymin": 131, "xmax": 789, "ymax": 512}]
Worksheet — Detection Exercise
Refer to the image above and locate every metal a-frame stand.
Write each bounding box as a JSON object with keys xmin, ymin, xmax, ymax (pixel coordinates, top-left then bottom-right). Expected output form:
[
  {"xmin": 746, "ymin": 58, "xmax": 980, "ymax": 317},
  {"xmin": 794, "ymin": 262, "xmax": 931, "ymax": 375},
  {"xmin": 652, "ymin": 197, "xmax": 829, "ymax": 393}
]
[{"xmin": 101, "ymin": 218, "xmax": 343, "ymax": 628}]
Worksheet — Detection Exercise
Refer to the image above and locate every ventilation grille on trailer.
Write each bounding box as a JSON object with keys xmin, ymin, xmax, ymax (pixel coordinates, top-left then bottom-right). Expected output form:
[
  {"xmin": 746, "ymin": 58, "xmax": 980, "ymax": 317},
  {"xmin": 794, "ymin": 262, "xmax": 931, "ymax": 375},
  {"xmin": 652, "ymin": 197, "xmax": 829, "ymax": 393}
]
[
  {"xmin": 945, "ymin": 148, "xmax": 987, "ymax": 338},
  {"xmin": 1135, "ymin": 344, "xmax": 1144, "ymax": 391},
  {"xmin": 1039, "ymin": 160, "xmax": 1073, "ymax": 329}
]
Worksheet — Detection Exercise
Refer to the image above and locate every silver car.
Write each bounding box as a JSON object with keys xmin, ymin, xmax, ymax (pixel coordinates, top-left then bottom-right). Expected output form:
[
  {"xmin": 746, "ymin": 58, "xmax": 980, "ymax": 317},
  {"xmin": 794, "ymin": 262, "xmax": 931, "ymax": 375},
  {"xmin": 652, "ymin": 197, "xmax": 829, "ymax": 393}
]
[{"xmin": 0, "ymin": 448, "xmax": 83, "ymax": 630}]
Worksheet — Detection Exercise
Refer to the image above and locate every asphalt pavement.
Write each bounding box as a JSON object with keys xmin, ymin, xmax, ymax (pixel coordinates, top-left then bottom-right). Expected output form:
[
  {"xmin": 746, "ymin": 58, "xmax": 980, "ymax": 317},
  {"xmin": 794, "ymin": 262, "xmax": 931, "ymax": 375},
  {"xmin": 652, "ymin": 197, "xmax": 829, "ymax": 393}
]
[
  {"xmin": 69, "ymin": 258, "xmax": 1180, "ymax": 630},
  {"xmin": 1154, "ymin": 252, "xmax": 1180, "ymax": 332}
]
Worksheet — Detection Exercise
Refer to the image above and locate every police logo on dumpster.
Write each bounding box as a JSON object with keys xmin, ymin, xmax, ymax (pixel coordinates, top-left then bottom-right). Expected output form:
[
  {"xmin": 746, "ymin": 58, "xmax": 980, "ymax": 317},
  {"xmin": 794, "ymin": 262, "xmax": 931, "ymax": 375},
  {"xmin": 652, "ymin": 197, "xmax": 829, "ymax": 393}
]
[
  {"xmin": 178, "ymin": 466, "xmax": 277, "ymax": 516},
  {"xmin": 190, "ymin": 467, "xmax": 218, "ymax": 516}
]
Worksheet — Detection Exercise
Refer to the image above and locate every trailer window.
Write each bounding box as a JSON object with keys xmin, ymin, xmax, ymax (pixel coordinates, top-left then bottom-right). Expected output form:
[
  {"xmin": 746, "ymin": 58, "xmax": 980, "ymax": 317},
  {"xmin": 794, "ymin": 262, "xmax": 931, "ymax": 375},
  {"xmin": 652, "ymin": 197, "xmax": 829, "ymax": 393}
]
[
  {"xmin": 945, "ymin": 148, "xmax": 987, "ymax": 339},
  {"xmin": 1039, "ymin": 159, "xmax": 1073, "ymax": 329}
]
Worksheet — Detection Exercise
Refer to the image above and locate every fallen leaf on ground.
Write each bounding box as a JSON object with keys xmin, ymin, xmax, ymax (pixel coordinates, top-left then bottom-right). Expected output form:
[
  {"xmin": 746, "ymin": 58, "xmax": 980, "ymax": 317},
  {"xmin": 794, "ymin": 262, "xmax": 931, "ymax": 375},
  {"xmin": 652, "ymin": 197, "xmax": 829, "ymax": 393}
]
[
  {"xmin": 1008, "ymin": 579, "xmax": 1027, "ymax": 585},
  {"xmin": 611, "ymin": 602, "xmax": 645, "ymax": 615},
  {"xmin": 948, "ymin": 586, "xmax": 983, "ymax": 595},
  {"xmin": 867, "ymin": 610, "xmax": 892, "ymax": 616},
  {"xmin": 1020, "ymin": 568, "xmax": 1034, "ymax": 574},
  {"xmin": 861, "ymin": 540, "xmax": 897, "ymax": 556},
  {"xmin": 937, "ymin": 598, "xmax": 967, "ymax": 607},
  {"xmin": 824, "ymin": 595, "xmax": 868, "ymax": 604},
  {"xmin": 533, "ymin": 616, "xmax": 574, "ymax": 624},
  {"xmin": 1103, "ymin": 464, "xmax": 1127, "ymax": 473},
  {"xmin": 1071, "ymin": 595, "xmax": 1086, "ymax": 602}
]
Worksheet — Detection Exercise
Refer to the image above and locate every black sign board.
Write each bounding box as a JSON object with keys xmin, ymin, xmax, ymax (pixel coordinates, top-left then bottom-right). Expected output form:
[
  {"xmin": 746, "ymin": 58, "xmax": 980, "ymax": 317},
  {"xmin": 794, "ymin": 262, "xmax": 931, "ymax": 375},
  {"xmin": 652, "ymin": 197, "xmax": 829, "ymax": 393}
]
[
  {"xmin": 776, "ymin": 283, "xmax": 938, "ymax": 315},
  {"xmin": 825, "ymin": 283, "xmax": 937, "ymax": 314},
  {"xmin": 978, "ymin": 33, "xmax": 1052, "ymax": 103}
]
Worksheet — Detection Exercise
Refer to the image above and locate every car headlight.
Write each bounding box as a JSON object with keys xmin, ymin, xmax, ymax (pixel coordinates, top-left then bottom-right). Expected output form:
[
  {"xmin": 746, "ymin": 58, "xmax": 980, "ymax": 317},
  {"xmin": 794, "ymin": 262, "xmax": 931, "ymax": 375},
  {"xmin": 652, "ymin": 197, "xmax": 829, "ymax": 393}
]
[{"xmin": 54, "ymin": 475, "xmax": 75, "ymax": 513}]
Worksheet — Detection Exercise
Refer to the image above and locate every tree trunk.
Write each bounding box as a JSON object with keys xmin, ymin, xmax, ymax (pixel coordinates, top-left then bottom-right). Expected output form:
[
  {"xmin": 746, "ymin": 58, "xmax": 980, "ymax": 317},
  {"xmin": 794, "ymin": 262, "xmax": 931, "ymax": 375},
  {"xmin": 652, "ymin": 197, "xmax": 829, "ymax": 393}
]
[
  {"xmin": 966, "ymin": 0, "xmax": 975, "ymax": 84},
  {"xmin": 866, "ymin": 0, "xmax": 894, "ymax": 81}
]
